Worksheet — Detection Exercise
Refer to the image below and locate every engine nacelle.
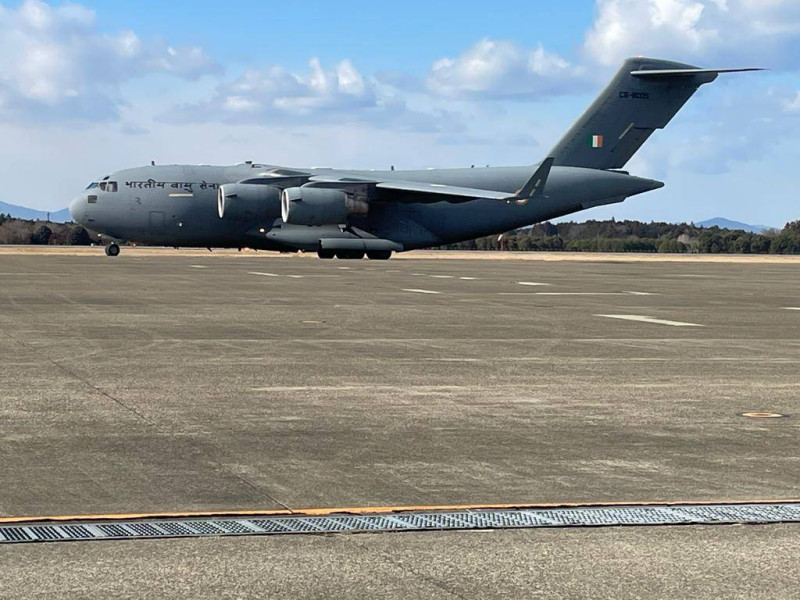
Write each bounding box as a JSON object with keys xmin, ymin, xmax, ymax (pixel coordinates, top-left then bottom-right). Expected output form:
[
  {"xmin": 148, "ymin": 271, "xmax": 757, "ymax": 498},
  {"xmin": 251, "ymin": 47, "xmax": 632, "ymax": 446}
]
[
  {"xmin": 281, "ymin": 186, "xmax": 368, "ymax": 226},
  {"xmin": 217, "ymin": 184, "xmax": 281, "ymax": 221}
]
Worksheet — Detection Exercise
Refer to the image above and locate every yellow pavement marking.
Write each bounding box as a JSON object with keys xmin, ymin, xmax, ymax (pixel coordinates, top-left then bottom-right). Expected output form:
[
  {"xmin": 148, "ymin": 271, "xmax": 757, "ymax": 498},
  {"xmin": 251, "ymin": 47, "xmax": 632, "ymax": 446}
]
[{"xmin": 2, "ymin": 498, "xmax": 799, "ymax": 525}]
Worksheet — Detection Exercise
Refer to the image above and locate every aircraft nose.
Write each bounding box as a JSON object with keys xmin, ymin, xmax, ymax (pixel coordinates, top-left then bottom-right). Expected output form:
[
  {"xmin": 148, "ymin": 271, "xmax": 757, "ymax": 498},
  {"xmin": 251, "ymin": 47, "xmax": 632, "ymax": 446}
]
[{"xmin": 69, "ymin": 195, "xmax": 87, "ymax": 225}]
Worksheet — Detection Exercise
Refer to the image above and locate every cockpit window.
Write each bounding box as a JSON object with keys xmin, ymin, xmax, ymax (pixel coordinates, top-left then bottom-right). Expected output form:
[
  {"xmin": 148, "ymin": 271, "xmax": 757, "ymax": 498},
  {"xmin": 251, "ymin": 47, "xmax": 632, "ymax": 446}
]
[
  {"xmin": 107, "ymin": 181, "xmax": 118, "ymax": 192},
  {"xmin": 85, "ymin": 182, "xmax": 99, "ymax": 190},
  {"xmin": 99, "ymin": 182, "xmax": 107, "ymax": 191}
]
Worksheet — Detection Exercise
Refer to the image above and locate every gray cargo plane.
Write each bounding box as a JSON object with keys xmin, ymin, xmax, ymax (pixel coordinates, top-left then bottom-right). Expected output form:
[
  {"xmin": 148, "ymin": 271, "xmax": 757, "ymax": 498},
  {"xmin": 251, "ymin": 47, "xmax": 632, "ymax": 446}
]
[{"xmin": 69, "ymin": 58, "xmax": 760, "ymax": 258}]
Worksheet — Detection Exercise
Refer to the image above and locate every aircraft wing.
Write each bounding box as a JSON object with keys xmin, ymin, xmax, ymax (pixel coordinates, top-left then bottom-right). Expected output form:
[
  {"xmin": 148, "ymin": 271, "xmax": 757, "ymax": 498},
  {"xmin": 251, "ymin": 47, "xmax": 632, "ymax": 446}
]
[
  {"xmin": 306, "ymin": 176, "xmax": 511, "ymax": 200},
  {"xmin": 238, "ymin": 168, "xmax": 313, "ymax": 188},
  {"xmin": 376, "ymin": 180, "xmax": 513, "ymax": 200},
  {"xmin": 305, "ymin": 159, "xmax": 554, "ymax": 203}
]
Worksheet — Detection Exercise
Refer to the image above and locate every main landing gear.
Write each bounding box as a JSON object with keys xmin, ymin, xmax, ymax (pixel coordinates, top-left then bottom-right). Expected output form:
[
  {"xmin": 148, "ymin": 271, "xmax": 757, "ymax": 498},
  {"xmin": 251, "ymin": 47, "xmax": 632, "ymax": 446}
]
[
  {"xmin": 316, "ymin": 249, "xmax": 393, "ymax": 260},
  {"xmin": 104, "ymin": 243, "xmax": 120, "ymax": 257}
]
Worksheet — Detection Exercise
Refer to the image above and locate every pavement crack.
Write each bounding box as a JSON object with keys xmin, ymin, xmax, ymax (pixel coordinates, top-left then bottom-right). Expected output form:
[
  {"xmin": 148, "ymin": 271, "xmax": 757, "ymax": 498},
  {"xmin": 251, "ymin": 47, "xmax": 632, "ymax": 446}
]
[
  {"xmin": 0, "ymin": 327, "xmax": 154, "ymax": 425},
  {"xmin": 194, "ymin": 438, "xmax": 292, "ymax": 512},
  {"xmin": 0, "ymin": 325, "xmax": 291, "ymax": 511},
  {"xmin": 350, "ymin": 536, "xmax": 469, "ymax": 599}
]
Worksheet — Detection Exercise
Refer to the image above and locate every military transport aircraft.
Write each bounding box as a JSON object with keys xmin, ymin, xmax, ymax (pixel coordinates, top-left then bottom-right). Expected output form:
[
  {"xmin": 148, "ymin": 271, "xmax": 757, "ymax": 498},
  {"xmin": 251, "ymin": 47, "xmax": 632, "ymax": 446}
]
[{"xmin": 69, "ymin": 58, "xmax": 760, "ymax": 258}]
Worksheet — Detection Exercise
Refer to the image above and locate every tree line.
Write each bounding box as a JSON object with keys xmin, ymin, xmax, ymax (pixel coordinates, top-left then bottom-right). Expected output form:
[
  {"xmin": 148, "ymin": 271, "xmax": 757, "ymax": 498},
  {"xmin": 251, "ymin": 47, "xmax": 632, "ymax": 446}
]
[
  {"xmin": 0, "ymin": 214, "xmax": 93, "ymax": 245},
  {"xmin": 440, "ymin": 219, "xmax": 800, "ymax": 254},
  {"xmin": 2, "ymin": 213, "xmax": 799, "ymax": 253}
]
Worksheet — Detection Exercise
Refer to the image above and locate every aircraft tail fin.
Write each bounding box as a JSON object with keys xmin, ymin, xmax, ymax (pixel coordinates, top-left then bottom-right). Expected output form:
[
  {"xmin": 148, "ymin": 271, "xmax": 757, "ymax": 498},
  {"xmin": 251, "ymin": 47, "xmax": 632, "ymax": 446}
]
[{"xmin": 547, "ymin": 58, "xmax": 764, "ymax": 170}]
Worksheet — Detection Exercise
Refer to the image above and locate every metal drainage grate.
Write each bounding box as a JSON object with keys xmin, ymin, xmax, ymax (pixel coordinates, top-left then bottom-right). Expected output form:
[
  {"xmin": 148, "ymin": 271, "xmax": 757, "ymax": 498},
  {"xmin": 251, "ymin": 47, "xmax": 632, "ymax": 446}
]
[{"xmin": 1, "ymin": 503, "xmax": 798, "ymax": 545}]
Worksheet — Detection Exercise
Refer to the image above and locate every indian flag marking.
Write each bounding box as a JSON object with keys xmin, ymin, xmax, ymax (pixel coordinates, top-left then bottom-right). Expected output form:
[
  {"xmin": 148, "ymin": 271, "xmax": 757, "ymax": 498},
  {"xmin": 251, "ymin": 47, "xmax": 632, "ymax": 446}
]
[{"xmin": 590, "ymin": 134, "xmax": 604, "ymax": 148}]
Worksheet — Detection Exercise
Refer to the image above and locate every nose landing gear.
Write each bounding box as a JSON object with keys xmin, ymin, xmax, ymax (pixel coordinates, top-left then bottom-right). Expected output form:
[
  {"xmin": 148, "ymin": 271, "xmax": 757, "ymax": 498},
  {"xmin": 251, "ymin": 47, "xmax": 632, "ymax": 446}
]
[{"xmin": 104, "ymin": 243, "xmax": 121, "ymax": 257}]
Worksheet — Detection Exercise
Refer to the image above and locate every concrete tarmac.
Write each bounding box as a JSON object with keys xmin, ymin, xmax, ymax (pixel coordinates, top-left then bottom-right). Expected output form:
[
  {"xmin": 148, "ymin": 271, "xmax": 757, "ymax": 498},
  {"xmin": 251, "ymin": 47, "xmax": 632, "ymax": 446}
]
[{"xmin": 0, "ymin": 250, "xmax": 798, "ymax": 597}]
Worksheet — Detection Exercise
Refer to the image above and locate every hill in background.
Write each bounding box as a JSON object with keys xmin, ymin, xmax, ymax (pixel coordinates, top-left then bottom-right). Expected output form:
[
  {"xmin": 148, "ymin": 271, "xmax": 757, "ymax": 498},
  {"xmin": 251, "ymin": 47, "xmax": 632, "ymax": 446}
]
[
  {"xmin": 0, "ymin": 201, "xmax": 71, "ymax": 223},
  {"xmin": 695, "ymin": 218, "xmax": 776, "ymax": 234}
]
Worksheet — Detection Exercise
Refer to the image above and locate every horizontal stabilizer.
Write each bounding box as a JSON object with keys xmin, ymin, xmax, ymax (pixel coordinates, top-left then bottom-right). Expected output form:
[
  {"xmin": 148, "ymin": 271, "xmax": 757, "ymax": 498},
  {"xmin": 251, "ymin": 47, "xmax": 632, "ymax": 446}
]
[{"xmin": 632, "ymin": 67, "xmax": 765, "ymax": 78}]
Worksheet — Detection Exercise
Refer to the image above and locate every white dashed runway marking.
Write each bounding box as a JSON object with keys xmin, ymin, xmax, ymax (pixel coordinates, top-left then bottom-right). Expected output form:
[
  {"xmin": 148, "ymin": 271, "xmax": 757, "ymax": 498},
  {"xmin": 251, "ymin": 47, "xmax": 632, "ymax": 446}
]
[
  {"xmin": 595, "ymin": 314, "xmax": 705, "ymax": 327},
  {"xmin": 782, "ymin": 307, "xmax": 800, "ymax": 311},
  {"xmin": 518, "ymin": 281, "xmax": 551, "ymax": 287},
  {"xmin": 459, "ymin": 277, "xmax": 478, "ymax": 280},
  {"xmin": 403, "ymin": 289, "xmax": 442, "ymax": 295},
  {"xmin": 535, "ymin": 291, "xmax": 656, "ymax": 296},
  {"xmin": 248, "ymin": 271, "xmax": 305, "ymax": 279},
  {"xmin": 190, "ymin": 265, "xmax": 207, "ymax": 269}
]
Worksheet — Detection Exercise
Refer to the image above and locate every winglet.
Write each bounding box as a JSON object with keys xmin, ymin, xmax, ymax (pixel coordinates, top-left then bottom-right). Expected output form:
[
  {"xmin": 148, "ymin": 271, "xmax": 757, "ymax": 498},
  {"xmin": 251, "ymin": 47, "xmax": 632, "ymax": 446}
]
[{"xmin": 511, "ymin": 157, "xmax": 554, "ymax": 203}]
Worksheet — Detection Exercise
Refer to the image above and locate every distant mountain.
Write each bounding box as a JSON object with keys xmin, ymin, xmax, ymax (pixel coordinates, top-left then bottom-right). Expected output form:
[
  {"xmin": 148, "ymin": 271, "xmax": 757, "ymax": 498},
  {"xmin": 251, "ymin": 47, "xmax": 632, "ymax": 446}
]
[
  {"xmin": 696, "ymin": 218, "xmax": 776, "ymax": 234},
  {"xmin": 0, "ymin": 201, "xmax": 71, "ymax": 223}
]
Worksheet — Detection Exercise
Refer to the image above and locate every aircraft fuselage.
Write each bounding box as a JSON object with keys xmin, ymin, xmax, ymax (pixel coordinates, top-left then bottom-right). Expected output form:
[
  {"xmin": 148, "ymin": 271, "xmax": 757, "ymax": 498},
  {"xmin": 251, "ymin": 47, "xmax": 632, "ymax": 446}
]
[{"xmin": 69, "ymin": 162, "xmax": 661, "ymax": 253}]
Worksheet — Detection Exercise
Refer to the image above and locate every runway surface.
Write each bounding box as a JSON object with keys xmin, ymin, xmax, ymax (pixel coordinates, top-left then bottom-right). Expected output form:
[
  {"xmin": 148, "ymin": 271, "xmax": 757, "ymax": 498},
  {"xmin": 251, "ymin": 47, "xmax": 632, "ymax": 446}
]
[{"xmin": 0, "ymin": 250, "xmax": 798, "ymax": 597}]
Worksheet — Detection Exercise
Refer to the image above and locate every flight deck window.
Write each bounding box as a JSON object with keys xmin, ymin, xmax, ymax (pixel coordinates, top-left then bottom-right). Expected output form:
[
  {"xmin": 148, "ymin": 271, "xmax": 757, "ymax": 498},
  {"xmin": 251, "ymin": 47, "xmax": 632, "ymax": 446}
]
[
  {"xmin": 107, "ymin": 181, "xmax": 118, "ymax": 192},
  {"xmin": 85, "ymin": 182, "xmax": 98, "ymax": 190},
  {"xmin": 99, "ymin": 182, "xmax": 106, "ymax": 191}
]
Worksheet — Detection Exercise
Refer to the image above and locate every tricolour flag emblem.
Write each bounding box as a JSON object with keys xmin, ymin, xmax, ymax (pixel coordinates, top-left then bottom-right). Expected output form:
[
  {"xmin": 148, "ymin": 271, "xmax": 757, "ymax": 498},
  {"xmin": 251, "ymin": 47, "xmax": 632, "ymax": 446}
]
[{"xmin": 590, "ymin": 134, "xmax": 604, "ymax": 149}]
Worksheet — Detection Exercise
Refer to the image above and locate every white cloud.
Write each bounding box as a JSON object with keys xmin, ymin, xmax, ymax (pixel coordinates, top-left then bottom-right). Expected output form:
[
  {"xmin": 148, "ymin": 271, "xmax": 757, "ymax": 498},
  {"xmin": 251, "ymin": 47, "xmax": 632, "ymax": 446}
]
[
  {"xmin": 584, "ymin": 0, "xmax": 800, "ymax": 67},
  {"xmin": 216, "ymin": 59, "xmax": 374, "ymax": 116},
  {"xmin": 426, "ymin": 39, "xmax": 587, "ymax": 100},
  {"xmin": 0, "ymin": 0, "xmax": 221, "ymax": 122},
  {"xmin": 786, "ymin": 92, "xmax": 800, "ymax": 112},
  {"xmin": 159, "ymin": 57, "xmax": 458, "ymax": 132},
  {"xmin": 622, "ymin": 84, "xmax": 800, "ymax": 178}
]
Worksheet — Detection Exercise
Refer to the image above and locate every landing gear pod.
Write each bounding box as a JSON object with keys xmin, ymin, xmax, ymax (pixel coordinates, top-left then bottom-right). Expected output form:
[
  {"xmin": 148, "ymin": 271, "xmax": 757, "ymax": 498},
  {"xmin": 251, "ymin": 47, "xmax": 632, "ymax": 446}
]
[{"xmin": 317, "ymin": 238, "xmax": 400, "ymax": 260}]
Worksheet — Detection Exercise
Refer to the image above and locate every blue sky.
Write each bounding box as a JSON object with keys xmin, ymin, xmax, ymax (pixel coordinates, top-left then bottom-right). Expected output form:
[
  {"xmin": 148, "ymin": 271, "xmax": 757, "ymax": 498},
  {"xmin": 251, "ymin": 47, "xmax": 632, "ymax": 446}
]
[{"xmin": 0, "ymin": 0, "xmax": 798, "ymax": 227}]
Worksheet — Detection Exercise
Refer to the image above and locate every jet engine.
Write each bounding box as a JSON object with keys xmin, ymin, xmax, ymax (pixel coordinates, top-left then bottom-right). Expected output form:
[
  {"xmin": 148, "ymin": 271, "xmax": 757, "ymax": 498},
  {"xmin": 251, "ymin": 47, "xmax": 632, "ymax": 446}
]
[
  {"xmin": 217, "ymin": 184, "xmax": 281, "ymax": 221},
  {"xmin": 281, "ymin": 187, "xmax": 368, "ymax": 226}
]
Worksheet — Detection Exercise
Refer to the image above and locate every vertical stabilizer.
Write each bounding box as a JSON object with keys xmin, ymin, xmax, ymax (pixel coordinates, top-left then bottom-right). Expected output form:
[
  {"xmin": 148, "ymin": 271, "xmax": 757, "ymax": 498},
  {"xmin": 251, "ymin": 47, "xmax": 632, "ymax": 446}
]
[{"xmin": 547, "ymin": 58, "xmax": 759, "ymax": 170}]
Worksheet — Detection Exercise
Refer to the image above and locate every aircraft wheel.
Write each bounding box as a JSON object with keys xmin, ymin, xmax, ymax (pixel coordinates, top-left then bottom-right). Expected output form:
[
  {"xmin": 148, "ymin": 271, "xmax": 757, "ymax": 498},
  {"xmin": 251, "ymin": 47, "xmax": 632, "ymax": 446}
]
[
  {"xmin": 105, "ymin": 243, "xmax": 120, "ymax": 257},
  {"xmin": 335, "ymin": 250, "xmax": 365, "ymax": 260},
  {"xmin": 317, "ymin": 249, "xmax": 336, "ymax": 259},
  {"xmin": 366, "ymin": 250, "xmax": 392, "ymax": 260}
]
